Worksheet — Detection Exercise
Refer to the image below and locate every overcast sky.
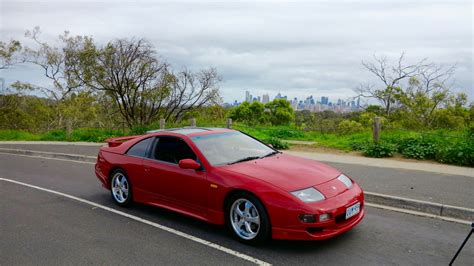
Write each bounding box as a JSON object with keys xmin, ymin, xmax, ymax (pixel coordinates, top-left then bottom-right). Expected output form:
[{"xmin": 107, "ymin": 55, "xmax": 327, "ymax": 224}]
[{"xmin": 1, "ymin": 0, "xmax": 472, "ymax": 103}]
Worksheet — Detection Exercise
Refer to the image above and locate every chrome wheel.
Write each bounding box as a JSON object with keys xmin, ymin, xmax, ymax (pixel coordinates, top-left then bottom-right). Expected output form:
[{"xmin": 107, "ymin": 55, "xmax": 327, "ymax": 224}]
[
  {"xmin": 111, "ymin": 172, "xmax": 129, "ymax": 203},
  {"xmin": 230, "ymin": 198, "xmax": 260, "ymax": 240}
]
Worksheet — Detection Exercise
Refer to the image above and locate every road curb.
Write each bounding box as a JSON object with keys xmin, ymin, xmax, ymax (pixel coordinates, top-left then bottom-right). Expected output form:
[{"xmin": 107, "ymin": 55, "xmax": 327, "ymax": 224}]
[
  {"xmin": 0, "ymin": 148, "xmax": 96, "ymax": 163},
  {"xmin": 1, "ymin": 148, "xmax": 472, "ymax": 223},
  {"xmin": 365, "ymin": 192, "xmax": 474, "ymax": 222}
]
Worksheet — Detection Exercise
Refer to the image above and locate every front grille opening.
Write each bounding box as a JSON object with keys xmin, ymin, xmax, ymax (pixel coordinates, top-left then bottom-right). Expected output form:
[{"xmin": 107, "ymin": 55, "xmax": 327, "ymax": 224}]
[
  {"xmin": 307, "ymin": 227, "xmax": 323, "ymax": 234},
  {"xmin": 335, "ymin": 212, "xmax": 359, "ymax": 224}
]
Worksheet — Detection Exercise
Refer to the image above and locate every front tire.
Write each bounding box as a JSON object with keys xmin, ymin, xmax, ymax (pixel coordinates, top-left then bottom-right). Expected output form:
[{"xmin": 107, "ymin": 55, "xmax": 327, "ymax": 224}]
[
  {"xmin": 225, "ymin": 192, "xmax": 271, "ymax": 244},
  {"xmin": 110, "ymin": 169, "xmax": 133, "ymax": 207}
]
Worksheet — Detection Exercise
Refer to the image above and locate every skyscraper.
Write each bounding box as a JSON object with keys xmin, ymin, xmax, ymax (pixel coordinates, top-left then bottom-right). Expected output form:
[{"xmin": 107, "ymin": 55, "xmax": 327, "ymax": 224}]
[
  {"xmin": 262, "ymin": 94, "xmax": 270, "ymax": 104},
  {"xmin": 321, "ymin": 96, "xmax": 329, "ymax": 105},
  {"xmin": 245, "ymin": 91, "xmax": 252, "ymax": 103}
]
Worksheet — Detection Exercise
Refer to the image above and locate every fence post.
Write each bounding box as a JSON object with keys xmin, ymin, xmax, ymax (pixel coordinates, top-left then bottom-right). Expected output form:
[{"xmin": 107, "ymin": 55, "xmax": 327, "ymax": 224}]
[
  {"xmin": 190, "ymin": 118, "xmax": 196, "ymax": 127},
  {"xmin": 66, "ymin": 119, "xmax": 72, "ymax": 139},
  {"xmin": 160, "ymin": 118, "xmax": 165, "ymax": 129},
  {"xmin": 373, "ymin": 117, "xmax": 381, "ymax": 143},
  {"xmin": 226, "ymin": 118, "xmax": 232, "ymax": 129}
]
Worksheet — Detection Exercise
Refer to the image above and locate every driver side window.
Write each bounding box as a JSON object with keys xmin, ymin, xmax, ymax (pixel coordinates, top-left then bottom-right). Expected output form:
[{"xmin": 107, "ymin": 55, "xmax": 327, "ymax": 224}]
[{"xmin": 153, "ymin": 137, "xmax": 196, "ymax": 164}]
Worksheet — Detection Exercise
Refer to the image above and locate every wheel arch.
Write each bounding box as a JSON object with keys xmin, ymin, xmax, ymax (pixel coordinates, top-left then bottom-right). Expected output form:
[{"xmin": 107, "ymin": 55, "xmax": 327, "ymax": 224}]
[
  {"xmin": 107, "ymin": 166, "xmax": 127, "ymax": 189},
  {"xmin": 223, "ymin": 189, "xmax": 272, "ymax": 227}
]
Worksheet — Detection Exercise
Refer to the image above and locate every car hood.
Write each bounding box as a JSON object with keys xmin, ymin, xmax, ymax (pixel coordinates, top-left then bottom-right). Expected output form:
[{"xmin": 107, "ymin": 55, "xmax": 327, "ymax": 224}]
[{"xmin": 220, "ymin": 153, "xmax": 341, "ymax": 192}]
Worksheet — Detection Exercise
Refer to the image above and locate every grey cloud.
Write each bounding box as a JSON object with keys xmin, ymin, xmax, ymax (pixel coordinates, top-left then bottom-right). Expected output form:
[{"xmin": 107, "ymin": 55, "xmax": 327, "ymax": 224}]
[{"xmin": 1, "ymin": 0, "xmax": 472, "ymax": 103}]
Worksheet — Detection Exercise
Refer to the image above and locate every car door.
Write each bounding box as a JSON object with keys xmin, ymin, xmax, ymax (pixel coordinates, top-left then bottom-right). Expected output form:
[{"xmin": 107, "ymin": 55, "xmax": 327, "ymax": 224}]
[
  {"xmin": 122, "ymin": 136, "xmax": 155, "ymax": 197},
  {"xmin": 142, "ymin": 136, "xmax": 208, "ymax": 213}
]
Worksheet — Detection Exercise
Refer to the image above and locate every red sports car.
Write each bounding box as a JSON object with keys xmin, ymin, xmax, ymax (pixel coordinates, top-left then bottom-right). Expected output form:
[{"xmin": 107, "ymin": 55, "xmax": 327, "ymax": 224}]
[{"xmin": 95, "ymin": 128, "xmax": 364, "ymax": 243}]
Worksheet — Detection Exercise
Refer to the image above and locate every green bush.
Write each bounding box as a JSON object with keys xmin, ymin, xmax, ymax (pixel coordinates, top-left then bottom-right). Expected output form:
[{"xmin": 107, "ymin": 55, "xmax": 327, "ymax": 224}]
[
  {"xmin": 70, "ymin": 128, "xmax": 123, "ymax": 142},
  {"xmin": 268, "ymin": 128, "xmax": 304, "ymax": 139},
  {"xmin": 40, "ymin": 130, "xmax": 66, "ymax": 141},
  {"xmin": 0, "ymin": 130, "xmax": 40, "ymax": 141},
  {"xmin": 362, "ymin": 142, "xmax": 396, "ymax": 158},
  {"xmin": 436, "ymin": 142, "xmax": 474, "ymax": 166},
  {"xmin": 337, "ymin": 120, "xmax": 364, "ymax": 135},
  {"xmin": 130, "ymin": 125, "xmax": 149, "ymax": 135},
  {"xmin": 349, "ymin": 140, "xmax": 370, "ymax": 151},
  {"xmin": 264, "ymin": 137, "xmax": 290, "ymax": 150},
  {"xmin": 397, "ymin": 137, "xmax": 438, "ymax": 160}
]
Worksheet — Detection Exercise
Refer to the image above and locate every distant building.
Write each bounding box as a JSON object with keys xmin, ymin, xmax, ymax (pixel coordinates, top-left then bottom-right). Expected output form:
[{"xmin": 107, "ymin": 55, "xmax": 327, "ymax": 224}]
[
  {"xmin": 321, "ymin": 96, "xmax": 329, "ymax": 105},
  {"xmin": 262, "ymin": 94, "xmax": 270, "ymax": 104},
  {"xmin": 291, "ymin": 97, "xmax": 298, "ymax": 110},
  {"xmin": 245, "ymin": 91, "xmax": 252, "ymax": 103}
]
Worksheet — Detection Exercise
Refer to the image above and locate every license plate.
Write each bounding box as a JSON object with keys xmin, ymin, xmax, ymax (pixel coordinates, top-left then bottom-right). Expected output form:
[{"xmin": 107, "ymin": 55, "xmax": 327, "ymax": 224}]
[{"xmin": 345, "ymin": 202, "xmax": 360, "ymax": 219}]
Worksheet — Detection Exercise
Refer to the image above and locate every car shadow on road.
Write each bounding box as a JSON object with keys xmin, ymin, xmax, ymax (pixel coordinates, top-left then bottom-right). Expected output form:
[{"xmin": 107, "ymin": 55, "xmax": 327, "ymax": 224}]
[{"xmin": 99, "ymin": 194, "xmax": 360, "ymax": 258}]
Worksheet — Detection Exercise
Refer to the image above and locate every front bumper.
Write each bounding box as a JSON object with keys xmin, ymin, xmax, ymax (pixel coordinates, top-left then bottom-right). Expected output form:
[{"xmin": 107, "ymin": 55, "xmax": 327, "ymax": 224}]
[{"xmin": 271, "ymin": 185, "xmax": 365, "ymax": 240}]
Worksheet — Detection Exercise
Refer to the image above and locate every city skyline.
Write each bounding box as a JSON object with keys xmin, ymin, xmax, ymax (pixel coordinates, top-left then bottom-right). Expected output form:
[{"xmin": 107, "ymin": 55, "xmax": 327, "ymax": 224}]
[{"xmin": 232, "ymin": 90, "xmax": 361, "ymax": 113}]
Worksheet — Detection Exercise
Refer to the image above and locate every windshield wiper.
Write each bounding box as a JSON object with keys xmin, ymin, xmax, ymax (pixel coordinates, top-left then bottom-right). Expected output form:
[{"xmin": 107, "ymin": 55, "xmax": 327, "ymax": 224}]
[
  {"xmin": 260, "ymin": 151, "xmax": 281, "ymax": 158},
  {"xmin": 227, "ymin": 156, "xmax": 261, "ymax": 165}
]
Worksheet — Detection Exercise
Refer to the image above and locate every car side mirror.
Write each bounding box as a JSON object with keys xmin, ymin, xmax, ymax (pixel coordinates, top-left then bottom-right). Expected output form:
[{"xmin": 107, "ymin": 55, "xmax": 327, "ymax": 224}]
[{"xmin": 178, "ymin": 159, "xmax": 201, "ymax": 170}]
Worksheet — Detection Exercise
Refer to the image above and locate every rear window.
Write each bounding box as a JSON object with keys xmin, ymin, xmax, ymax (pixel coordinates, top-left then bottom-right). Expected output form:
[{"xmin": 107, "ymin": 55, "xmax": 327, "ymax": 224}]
[{"xmin": 126, "ymin": 137, "xmax": 154, "ymax": 157}]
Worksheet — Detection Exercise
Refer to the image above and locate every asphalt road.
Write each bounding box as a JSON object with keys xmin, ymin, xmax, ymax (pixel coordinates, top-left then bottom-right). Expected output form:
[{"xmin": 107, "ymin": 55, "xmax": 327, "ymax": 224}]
[
  {"xmin": 1, "ymin": 143, "xmax": 473, "ymax": 208},
  {"xmin": 1, "ymin": 153, "xmax": 473, "ymax": 265}
]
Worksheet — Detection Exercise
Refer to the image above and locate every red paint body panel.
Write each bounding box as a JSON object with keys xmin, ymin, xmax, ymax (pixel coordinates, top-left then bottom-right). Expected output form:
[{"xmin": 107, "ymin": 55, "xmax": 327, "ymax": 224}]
[{"xmin": 95, "ymin": 129, "xmax": 365, "ymax": 240}]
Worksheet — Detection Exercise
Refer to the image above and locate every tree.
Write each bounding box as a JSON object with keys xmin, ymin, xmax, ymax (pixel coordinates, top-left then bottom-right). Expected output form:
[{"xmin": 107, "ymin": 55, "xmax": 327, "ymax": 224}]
[
  {"xmin": 395, "ymin": 63, "xmax": 458, "ymax": 128},
  {"xmin": 17, "ymin": 27, "xmax": 98, "ymax": 133},
  {"xmin": 23, "ymin": 27, "xmax": 89, "ymax": 101},
  {"xmin": 357, "ymin": 53, "xmax": 424, "ymax": 116},
  {"xmin": 0, "ymin": 40, "xmax": 22, "ymax": 70},
  {"xmin": 265, "ymin": 99, "xmax": 294, "ymax": 125},
  {"xmin": 164, "ymin": 67, "xmax": 221, "ymax": 123},
  {"xmin": 72, "ymin": 38, "xmax": 221, "ymax": 128},
  {"xmin": 228, "ymin": 101, "xmax": 266, "ymax": 125}
]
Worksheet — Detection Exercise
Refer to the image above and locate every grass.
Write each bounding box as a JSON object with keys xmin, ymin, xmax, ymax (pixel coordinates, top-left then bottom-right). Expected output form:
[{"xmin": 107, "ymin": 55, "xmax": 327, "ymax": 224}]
[
  {"xmin": 0, "ymin": 126, "xmax": 463, "ymax": 149},
  {"xmin": 1, "ymin": 125, "xmax": 471, "ymax": 166},
  {"xmin": 0, "ymin": 128, "xmax": 125, "ymax": 142}
]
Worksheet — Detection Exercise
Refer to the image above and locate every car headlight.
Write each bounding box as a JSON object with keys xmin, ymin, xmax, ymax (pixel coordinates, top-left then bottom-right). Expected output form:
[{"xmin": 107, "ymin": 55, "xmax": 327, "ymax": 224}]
[
  {"xmin": 291, "ymin": 187, "xmax": 325, "ymax": 203},
  {"xmin": 337, "ymin": 174, "xmax": 353, "ymax": 188}
]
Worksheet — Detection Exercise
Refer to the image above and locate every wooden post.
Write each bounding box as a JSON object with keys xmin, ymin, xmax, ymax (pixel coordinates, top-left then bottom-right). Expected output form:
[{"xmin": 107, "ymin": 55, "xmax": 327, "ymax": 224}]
[
  {"xmin": 226, "ymin": 118, "xmax": 232, "ymax": 129},
  {"xmin": 190, "ymin": 118, "xmax": 196, "ymax": 127},
  {"xmin": 66, "ymin": 119, "xmax": 72, "ymax": 139},
  {"xmin": 373, "ymin": 117, "xmax": 381, "ymax": 143},
  {"xmin": 160, "ymin": 118, "xmax": 165, "ymax": 129}
]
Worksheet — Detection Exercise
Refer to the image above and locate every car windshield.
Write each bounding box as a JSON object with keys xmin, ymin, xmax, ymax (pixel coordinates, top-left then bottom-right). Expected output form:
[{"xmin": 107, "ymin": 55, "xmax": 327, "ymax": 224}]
[{"xmin": 191, "ymin": 131, "xmax": 275, "ymax": 166}]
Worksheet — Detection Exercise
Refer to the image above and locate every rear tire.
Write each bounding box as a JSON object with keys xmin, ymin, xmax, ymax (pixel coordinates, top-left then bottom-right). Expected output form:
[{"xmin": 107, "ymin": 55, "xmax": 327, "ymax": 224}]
[
  {"xmin": 110, "ymin": 169, "xmax": 133, "ymax": 207},
  {"xmin": 225, "ymin": 192, "xmax": 271, "ymax": 244}
]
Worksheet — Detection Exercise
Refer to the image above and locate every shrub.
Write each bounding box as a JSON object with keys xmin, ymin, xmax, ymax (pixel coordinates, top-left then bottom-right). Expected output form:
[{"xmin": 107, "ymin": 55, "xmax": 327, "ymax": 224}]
[
  {"xmin": 268, "ymin": 128, "xmax": 304, "ymax": 139},
  {"xmin": 264, "ymin": 137, "xmax": 289, "ymax": 150},
  {"xmin": 436, "ymin": 142, "xmax": 474, "ymax": 166},
  {"xmin": 40, "ymin": 130, "xmax": 66, "ymax": 141},
  {"xmin": 397, "ymin": 137, "xmax": 438, "ymax": 160},
  {"xmin": 130, "ymin": 126, "xmax": 149, "ymax": 135},
  {"xmin": 70, "ymin": 128, "xmax": 123, "ymax": 142},
  {"xmin": 362, "ymin": 142, "xmax": 395, "ymax": 158},
  {"xmin": 349, "ymin": 140, "xmax": 370, "ymax": 151},
  {"xmin": 337, "ymin": 120, "xmax": 364, "ymax": 135}
]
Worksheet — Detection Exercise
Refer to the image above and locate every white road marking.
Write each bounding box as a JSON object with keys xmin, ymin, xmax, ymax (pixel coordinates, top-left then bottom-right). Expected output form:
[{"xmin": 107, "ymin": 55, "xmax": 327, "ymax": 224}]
[{"xmin": 0, "ymin": 177, "xmax": 271, "ymax": 266}]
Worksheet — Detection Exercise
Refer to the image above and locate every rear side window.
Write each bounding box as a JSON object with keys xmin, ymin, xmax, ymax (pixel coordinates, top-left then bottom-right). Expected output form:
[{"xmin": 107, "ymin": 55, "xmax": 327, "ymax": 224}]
[
  {"xmin": 126, "ymin": 137, "xmax": 154, "ymax": 157},
  {"xmin": 153, "ymin": 137, "xmax": 196, "ymax": 164}
]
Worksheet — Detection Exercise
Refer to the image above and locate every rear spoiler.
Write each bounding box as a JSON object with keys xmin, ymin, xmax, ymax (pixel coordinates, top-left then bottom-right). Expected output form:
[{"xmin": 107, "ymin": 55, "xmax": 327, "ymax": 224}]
[{"xmin": 105, "ymin": 135, "xmax": 141, "ymax": 147}]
